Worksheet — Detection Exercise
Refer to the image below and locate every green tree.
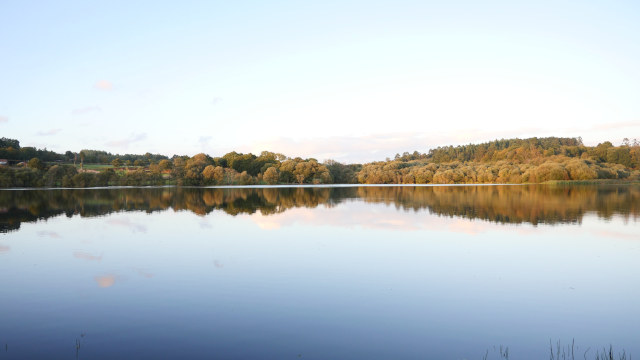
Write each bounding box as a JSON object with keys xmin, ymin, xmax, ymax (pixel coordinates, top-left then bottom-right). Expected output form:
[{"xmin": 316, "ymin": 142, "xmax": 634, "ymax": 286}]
[
  {"xmin": 27, "ymin": 157, "xmax": 45, "ymax": 170},
  {"xmin": 0, "ymin": 137, "xmax": 20, "ymax": 149},
  {"xmin": 325, "ymin": 160, "xmax": 358, "ymax": 184},
  {"xmin": 606, "ymin": 147, "xmax": 632, "ymax": 167},
  {"xmin": 43, "ymin": 164, "xmax": 78, "ymax": 186},
  {"xmin": 79, "ymin": 151, "xmax": 86, "ymax": 170}
]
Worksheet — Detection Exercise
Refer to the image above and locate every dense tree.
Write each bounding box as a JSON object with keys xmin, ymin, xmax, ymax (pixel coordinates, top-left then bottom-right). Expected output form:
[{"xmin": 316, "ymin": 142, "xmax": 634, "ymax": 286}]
[
  {"xmin": 0, "ymin": 137, "xmax": 20, "ymax": 149},
  {"xmin": 278, "ymin": 159, "xmax": 297, "ymax": 183},
  {"xmin": 263, "ymin": 166, "xmax": 279, "ymax": 185},
  {"xmin": 293, "ymin": 160, "xmax": 331, "ymax": 184},
  {"xmin": 202, "ymin": 165, "xmax": 224, "ymax": 185},
  {"xmin": 43, "ymin": 165, "xmax": 78, "ymax": 187},
  {"xmin": 428, "ymin": 137, "xmax": 583, "ymax": 163},
  {"xmin": 325, "ymin": 160, "xmax": 359, "ymax": 184},
  {"xmin": 27, "ymin": 158, "xmax": 45, "ymax": 170},
  {"xmin": 184, "ymin": 153, "xmax": 212, "ymax": 185},
  {"xmin": 69, "ymin": 149, "xmax": 168, "ymax": 165},
  {"xmin": 1, "ymin": 136, "xmax": 639, "ymax": 188},
  {"xmin": 158, "ymin": 159, "xmax": 173, "ymax": 171},
  {"xmin": 606, "ymin": 147, "xmax": 632, "ymax": 167},
  {"xmin": 590, "ymin": 141, "xmax": 614, "ymax": 162}
]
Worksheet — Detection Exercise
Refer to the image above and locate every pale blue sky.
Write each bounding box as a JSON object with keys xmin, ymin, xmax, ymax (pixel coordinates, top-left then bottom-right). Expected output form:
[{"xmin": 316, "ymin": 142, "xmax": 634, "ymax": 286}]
[{"xmin": 1, "ymin": 0, "xmax": 639, "ymax": 162}]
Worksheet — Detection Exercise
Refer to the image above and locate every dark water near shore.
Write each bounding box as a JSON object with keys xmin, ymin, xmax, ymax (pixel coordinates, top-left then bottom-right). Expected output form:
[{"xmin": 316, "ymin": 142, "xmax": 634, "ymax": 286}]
[{"xmin": 0, "ymin": 185, "xmax": 639, "ymax": 359}]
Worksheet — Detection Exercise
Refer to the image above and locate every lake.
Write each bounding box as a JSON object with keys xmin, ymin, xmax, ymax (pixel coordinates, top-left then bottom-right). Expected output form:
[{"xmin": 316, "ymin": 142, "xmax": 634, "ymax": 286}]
[{"xmin": 0, "ymin": 185, "xmax": 639, "ymax": 359}]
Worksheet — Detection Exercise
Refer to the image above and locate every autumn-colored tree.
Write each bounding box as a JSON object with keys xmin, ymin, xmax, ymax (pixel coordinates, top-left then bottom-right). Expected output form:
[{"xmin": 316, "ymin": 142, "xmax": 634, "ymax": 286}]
[
  {"xmin": 203, "ymin": 165, "xmax": 225, "ymax": 184},
  {"xmin": 263, "ymin": 166, "xmax": 279, "ymax": 185},
  {"xmin": 158, "ymin": 159, "xmax": 173, "ymax": 171},
  {"xmin": 293, "ymin": 160, "xmax": 331, "ymax": 184}
]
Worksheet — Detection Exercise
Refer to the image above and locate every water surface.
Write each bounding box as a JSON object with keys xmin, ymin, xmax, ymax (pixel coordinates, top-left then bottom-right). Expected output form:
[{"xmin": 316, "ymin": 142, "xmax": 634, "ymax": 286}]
[{"xmin": 0, "ymin": 185, "xmax": 639, "ymax": 359}]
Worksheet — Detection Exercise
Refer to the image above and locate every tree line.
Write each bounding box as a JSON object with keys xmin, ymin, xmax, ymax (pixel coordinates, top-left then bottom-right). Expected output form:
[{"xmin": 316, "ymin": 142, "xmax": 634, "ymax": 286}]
[
  {"xmin": 0, "ymin": 136, "xmax": 638, "ymax": 188},
  {"xmin": 0, "ymin": 137, "xmax": 168, "ymax": 165},
  {"xmin": 359, "ymin": 137, "xmax": 640, "ymax": 184}
]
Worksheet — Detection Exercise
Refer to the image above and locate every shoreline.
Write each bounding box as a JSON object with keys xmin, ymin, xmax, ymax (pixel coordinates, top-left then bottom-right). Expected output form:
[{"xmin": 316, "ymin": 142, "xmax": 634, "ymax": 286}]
[{"xmin": 1, "ymin": 180, "xmax": 639, "ymax": 191}]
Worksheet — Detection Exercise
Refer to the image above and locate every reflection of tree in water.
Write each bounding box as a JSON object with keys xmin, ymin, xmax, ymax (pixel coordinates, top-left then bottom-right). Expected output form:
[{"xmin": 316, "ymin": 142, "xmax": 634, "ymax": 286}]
[
  {"xmin": 1, "ymin": 185, "xmax": 638, "ymax": 233},
  {"xmin": 357, "ymin": 185, "xmax": 640, "ymax": 225}
]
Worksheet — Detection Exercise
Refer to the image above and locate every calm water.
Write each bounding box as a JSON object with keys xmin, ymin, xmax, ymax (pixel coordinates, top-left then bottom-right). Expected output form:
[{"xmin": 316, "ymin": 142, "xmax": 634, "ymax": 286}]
[{"xmin": 0, "ymin": 185, "xmax": 639, "ymax": 359}]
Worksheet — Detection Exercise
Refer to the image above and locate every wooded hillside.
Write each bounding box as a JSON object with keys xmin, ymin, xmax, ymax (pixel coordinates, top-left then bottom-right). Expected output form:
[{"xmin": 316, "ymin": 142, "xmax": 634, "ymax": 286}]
[{"xmin": 0, "ymin": 136, "xmax": 638, "ymax": 187}]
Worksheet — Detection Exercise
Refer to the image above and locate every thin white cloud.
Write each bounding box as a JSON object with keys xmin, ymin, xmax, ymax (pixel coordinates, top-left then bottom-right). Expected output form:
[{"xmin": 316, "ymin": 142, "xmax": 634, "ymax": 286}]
[
  {"xmin": 211, "ymin": 97, "xmax": 223, "ymax": 105},
  {"xmin": 94, "ymin": 80, "xmax": 113, "ymax": 91},
  {"xmin": 72, "ymin": 106, "xmax": 102, "ymax": 115},
  {"xmin": 0, "ymin": 116, "xmax": 8, "ymax": 123},
  {"xmin": 36, "ymin": 128, "xmax": 62, "ymax": 136},
  {"xmin": 105, "ymin": 133, "xmax": 147, "ymax": 149}
]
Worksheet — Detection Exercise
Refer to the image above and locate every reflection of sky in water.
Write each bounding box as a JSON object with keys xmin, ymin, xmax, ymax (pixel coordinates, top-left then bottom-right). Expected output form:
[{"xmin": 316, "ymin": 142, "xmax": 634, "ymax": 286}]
[{"xmin": 0, "ymin": 198, "xmax": 638, "ymax": 359}]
